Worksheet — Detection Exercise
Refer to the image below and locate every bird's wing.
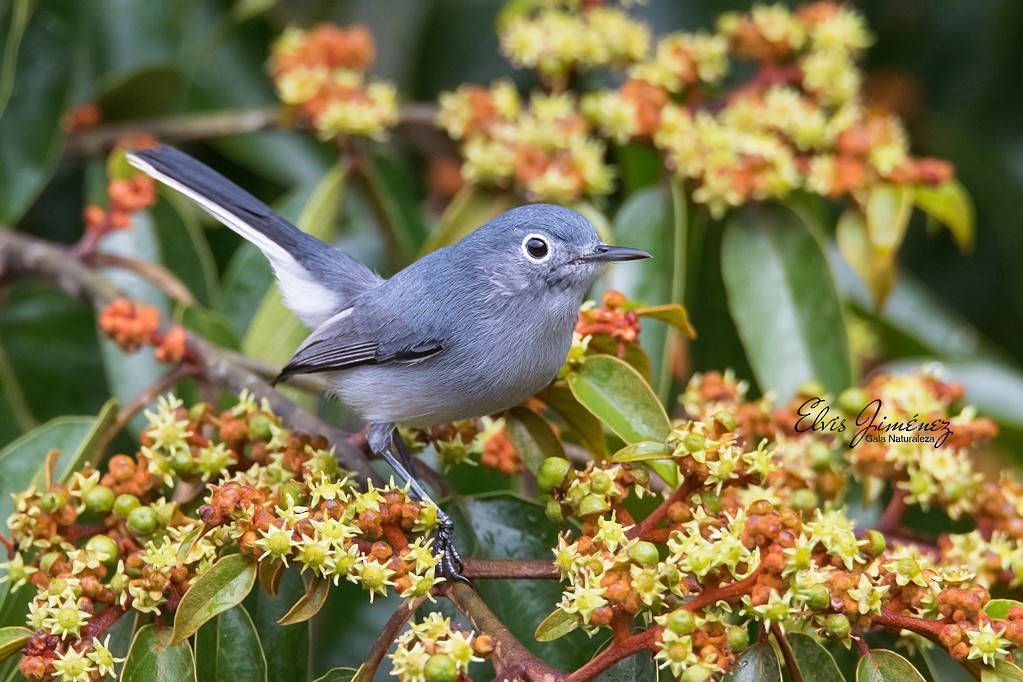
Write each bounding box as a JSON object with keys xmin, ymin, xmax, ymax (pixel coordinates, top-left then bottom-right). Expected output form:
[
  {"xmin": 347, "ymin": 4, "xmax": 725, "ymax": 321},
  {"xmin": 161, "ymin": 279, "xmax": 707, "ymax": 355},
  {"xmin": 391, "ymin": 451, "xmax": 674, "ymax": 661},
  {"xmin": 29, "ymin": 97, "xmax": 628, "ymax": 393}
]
[
  {"xmin": 127, "ymin": 144, "xmax": 383, "ymax": 328},
  {"xmin": 273, "ymin": 306, "xmax": 443, "ymax": 383}
]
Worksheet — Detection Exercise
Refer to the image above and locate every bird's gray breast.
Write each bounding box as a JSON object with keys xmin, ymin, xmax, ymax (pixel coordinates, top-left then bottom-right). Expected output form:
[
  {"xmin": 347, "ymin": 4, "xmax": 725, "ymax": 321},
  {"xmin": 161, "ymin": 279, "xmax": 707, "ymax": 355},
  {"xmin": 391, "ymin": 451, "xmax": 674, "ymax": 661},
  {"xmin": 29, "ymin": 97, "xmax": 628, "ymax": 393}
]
[{"xmin": 331, "ymin": 267, "xmax": 580, "ymax": 427}]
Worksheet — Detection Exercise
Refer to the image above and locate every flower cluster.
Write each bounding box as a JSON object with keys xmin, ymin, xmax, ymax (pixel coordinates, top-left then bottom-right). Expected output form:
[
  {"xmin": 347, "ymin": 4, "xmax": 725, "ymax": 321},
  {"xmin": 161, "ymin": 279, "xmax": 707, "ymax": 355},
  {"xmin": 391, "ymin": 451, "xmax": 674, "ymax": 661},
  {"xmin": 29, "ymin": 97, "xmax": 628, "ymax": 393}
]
[
  {"xmin": 534, "ymin": 367, "xmax": 1019, "ymax": 678},
  {"xmin": 97, "ymin": 298, "xmax": 188, "ymax": 364},
  {"xmin": 1, "ymin": 392, "xmax": 446, "ymax": 681},
  {"xmin": 401, "ymin": 417, "xmax": 521, "ymax": 475},
  {"xmin": 500, "ymin": 2, "xmax": 650, "ymax": 86},
  {"xmin": 437, "ymin": 86, "xmax": 613, "ymax": 202},
  {"xmin": 270, "ymin": 24, "xmax": 398, "ymax": 140},
  {"xmin": 81, "ymin": 165, "xmax": 156, "ymax": 237},
  {"xmin": 388, "ymin": 611, "xmax": 492, "ymax": 682},
  {"xmin": 575, "ymin": 290, "xmax": 642, "ymax": 357}
]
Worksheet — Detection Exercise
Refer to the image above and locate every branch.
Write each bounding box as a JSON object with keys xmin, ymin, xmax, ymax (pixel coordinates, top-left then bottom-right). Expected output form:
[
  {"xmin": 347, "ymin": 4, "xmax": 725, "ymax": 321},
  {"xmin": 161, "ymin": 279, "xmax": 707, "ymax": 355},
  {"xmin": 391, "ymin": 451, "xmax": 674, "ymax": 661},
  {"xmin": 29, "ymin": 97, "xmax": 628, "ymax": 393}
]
[
  {"xmin": 444, "ymin": 583, "xmax": 564, "ymax": 682},
  {"xmin": 462, "ymin": 558, "xmax": 559, "ymax": 580},
  {"xmin": 361, "ymin": 596, "xmax": 428, "ymax": 679},
  {"xmin": 0, "ymin": 227, "xmax": 379, "ymax": 485}
]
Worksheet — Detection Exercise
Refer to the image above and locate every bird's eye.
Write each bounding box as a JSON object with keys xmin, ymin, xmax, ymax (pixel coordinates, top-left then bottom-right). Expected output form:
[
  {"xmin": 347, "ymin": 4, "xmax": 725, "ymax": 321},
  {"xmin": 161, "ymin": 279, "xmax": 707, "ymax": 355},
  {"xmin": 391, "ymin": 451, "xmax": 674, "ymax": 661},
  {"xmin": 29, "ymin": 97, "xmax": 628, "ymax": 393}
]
[{"xmin": 523, "ymin": 235, "xmax": 549, "ymax": 261}]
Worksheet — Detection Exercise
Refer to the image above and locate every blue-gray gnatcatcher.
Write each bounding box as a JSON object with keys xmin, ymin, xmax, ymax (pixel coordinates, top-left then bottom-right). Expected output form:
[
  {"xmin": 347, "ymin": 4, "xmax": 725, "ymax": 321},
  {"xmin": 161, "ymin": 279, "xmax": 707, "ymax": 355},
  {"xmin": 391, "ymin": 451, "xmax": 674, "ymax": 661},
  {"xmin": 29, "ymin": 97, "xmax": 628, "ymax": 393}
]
[{"xmin": 127, "ymin": 145, "xmax": 650, "ymax": 581}]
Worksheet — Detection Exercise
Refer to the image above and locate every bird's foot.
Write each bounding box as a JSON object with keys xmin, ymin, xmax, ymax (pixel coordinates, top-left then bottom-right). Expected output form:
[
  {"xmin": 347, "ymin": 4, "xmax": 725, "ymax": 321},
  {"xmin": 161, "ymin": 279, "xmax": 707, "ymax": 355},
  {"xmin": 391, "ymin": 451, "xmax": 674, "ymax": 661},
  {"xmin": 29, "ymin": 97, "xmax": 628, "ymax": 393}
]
[{"xmin": 435, "ymin": 514, "xmax": 470, "ymax": 585}]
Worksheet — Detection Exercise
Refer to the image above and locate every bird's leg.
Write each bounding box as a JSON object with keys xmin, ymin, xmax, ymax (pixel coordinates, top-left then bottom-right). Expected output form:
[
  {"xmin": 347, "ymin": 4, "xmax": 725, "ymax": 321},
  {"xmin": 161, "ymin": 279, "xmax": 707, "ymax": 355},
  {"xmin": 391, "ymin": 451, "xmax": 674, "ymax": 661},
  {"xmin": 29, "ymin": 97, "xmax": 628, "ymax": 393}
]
[{"xmin": 367, "ymin": 423, "xmax": 469, "ymax": 584}]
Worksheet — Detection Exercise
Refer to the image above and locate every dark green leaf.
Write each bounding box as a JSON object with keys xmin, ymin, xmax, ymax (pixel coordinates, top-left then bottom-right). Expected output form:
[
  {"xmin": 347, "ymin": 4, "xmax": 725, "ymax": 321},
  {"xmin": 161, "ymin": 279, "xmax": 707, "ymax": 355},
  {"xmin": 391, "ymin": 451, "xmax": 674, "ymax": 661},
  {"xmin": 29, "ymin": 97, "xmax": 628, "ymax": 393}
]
[
  {"xmin": 611, "ymin": 442, "xmax": 672, "ymax": 462},
  {"xmin": 243, "ymin": 567, "xmax": 309, "ymax": 682},
  {"xmin": 633, "ymin": 304, "xmax": 697, "ymax": 338},
  {"xmin": 447, "ymin": 494, "xmax": 599, "ymax": 671},
  {"xmin": 313, "ymin": 668, "xmax": 362, "ymax": 682},
  {"xmin": 0, "ymin": 627, "xmax": 31, "ymax": 662},
  {"xmin": 152, "ymin": 193, "xmax": 221, "ymax": 310},
  {"xmin": 728, "ymin": 636, "xmax": 781, "ymax": 682},
  {"xmin": 195, "ymin": 606, "xmax": 268, "ymax": 682},
  {"xmin": 567, "ymin": 355, "xmax": 670, "ymax": 445},
  {"xmin": 913, "ymin": 180, "xmax": 974, "ymax": 251},
  {"xmin": 0, "ymin": 0, "xmax": 32, "ymax": 116},
  {"xmin": 722, "ymin": 203, "xmax": 852, "ymax": 401},
  {"xmin": 172, "ymin": 554, "xmax": 257, "ymax": 644},
  {"xmin": 505, "ymin": 406, "xmax": 566, "ymax": 475},
  {"xmin": 358, "ymin": 152, "xmax": 429, "ymax": 264},
  {"xmin": 534, "ymin": 607, "xmax": 578, "ymax": 642},
  {"xmin": 787, "ymin": 633, "xmax": 844, "ymax": 682},
  {"xmin": 56, "ymin": 398, "xmax": 118, "ymax": 480},
  {"xmin": 220, "ymin": 244, "xmax": 273, "ymax": 339},
  {"xmin": 122, "ymin": 624, "xmax": 196, "ymax": 682},
  {"xmin": 0, "ymin": 0, "xmax": 75, "ymax": 224},
  {"xmin": 0, "ymin": 416, "xmax": 100, "ymax": 522},
  {"xmin": 596, "ymin": 651, "xmax": 658, "ymax": 682},
  {"xmin": 982, "ymin": 660, "xmax": 1023, "ymax": 682},
  {"xmin": 920, "ymin": 646, "xmax": 972, "ymax": 682},
  {"xmin": 175, "ymin": 304, "xmax": 240, "ymax": 350},
  {"xmin": 277, "ymin": 575, "xmax": 330, "ymax": 625},
  {"xmin": 96, "ymin": 66, "xmax": 182, "ymax": 121},
  {"xmin": 537, "ymin": 383, "xmax": 609, "ymax": 459},
  {"xmin": 855, "ymin": 649, "xmax": 926, "ymax": 682},
  {"xmin": 587, "ymin": 337, "xmax": 654, "ymax": 385},
  {"xmin": 243, "ymin": 165, "xmax": 346, "ymax": 367},
  {"xmin": 985, "ymin": 599, "xmax": 1023, "ymax": 620}
]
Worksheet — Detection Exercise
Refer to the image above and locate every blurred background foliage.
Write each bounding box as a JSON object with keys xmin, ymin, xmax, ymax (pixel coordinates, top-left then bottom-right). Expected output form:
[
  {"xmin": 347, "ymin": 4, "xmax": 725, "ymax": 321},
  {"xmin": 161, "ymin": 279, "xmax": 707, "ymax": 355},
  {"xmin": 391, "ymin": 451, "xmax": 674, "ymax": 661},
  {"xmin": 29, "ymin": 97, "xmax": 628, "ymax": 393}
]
[{"xmin": 1, "ymin": 0, "xmax": 1022, "ymax": 678}]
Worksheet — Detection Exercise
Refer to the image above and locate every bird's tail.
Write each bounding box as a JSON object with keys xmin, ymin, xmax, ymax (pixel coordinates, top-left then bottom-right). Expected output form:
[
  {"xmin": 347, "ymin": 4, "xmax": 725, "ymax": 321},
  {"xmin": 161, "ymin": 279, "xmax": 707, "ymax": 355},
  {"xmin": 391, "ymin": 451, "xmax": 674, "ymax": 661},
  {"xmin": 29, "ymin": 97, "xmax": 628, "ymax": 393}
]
[{"xmin": 127, "ymin": 144, "xmax": 381, "ymax": 328}]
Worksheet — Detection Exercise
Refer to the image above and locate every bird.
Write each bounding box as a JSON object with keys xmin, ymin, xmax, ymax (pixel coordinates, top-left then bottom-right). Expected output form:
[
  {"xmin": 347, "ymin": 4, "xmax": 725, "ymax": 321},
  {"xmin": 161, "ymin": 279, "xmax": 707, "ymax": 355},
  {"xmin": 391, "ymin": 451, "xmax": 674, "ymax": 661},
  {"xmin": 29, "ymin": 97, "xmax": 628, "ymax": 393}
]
[{"xmin": 127, "ymin": 144, "xmax": 650, "ymax": 581}]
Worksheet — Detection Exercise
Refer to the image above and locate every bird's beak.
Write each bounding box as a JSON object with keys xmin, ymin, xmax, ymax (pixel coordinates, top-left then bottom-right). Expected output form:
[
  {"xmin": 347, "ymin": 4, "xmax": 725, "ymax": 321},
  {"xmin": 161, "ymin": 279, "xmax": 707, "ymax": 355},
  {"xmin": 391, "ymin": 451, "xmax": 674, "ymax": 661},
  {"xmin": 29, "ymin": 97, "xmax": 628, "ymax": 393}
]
[{"xmin": 577, "ymin": 244, "xmax": 652, "ymax": 263}]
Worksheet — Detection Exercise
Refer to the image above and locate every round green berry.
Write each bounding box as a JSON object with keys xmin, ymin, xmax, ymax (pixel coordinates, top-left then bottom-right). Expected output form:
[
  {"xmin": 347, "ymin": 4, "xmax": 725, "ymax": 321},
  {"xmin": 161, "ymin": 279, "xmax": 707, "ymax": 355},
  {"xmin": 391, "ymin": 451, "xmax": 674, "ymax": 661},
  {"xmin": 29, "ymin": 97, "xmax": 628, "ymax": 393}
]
[
  {"xmin": 113, "ymin": 494, "xmax": 141, "ymax": 517},
  {"xmin": 423, "ymin": 654, "xmax": 458, "ymax": 682},
  {"xmin": 40, "ymin": 491, "xmax": 66, "ymax": 513},
  {"xmin": 279, "ymin": 482, "xmax": 305, "ymax": 508},
  {"xmin": 701, "ymin": 491, "xmax": 723, "ymax": 514},
  {"xmin": 665, "ymin": 609, "xmax": 696, "ymax": 636},
  {"xmin": 545, "ymin": 498, "xmax": 564, "ymax": 522},
  {"xmin": 85, "ymin": 534, "xmax": 119, "ymax": 564},
  {"xmin": 808, "ymin": 441, "xmax": 833, "ymax": 470},
  {"xmin": 589, "ymin": 470, "xmax": 613, "ymax": 494},
  {"xmin": 126, "ymin": 506, "xmax": 158, "ymax": 536},
  {"xmin": 712, "ymin": 410, "xmax": 736, "ymax": 431},
  {"xmin": 838, "ymin": 387, "xmax": 868, "ymax": 415},
  {"xmin": 726, "ymin": 624, "xmax": 750, "ymax": 652},
  {"xmin": 537, "ymin": 457, "xmax": 572, "ymax": 490},
  {"xmin": 681, "ymin": 664, "xmax": 712, "ymax": 682},
  {"xmin": 825, "ymin": 614, "xmax": 851, "ymax": 639},
  {"xmin": 248, "ymin": 414, "xmax": 274, "ymax": 441},
  {"xmin": 865, "ymin": 529, "xmax": 887, "ymax": 557},
  {"xmin": 682, "ymin": 431, "xmax": 705, "ymax": 453},
  {"xmin": 83, "ymin": 485, "xmax": 115, "ymax": 514},
  {"xmin": 578, "ymin": 494, "xmax": 609, "ymax": 516},
  {"xmin": 627, "ymin": 541, "xmax": 660, "ymax": 566},
  {"xmin": 805, "ymin": 584, "xmax": 831, "ymax": 611},
  {"xmin": 789, "ymin": 488, "xmax": 819, "ymax": 511}
]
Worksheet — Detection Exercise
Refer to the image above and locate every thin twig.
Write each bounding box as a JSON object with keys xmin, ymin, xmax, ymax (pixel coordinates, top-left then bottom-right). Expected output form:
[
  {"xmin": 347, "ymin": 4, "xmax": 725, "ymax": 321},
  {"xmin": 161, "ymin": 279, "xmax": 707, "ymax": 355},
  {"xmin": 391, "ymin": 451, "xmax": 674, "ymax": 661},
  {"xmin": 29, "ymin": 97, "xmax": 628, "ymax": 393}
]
[
  {"xmin": 85, "ymin": 252, "xmax": 195, "ymax": 304},
  {"xmin": 361, "ymin": 596, "xmax": 427, "ymax": 679},
  {"xmin": 462, "ymin": 559, "xmax": 559, "ymax": 580}
]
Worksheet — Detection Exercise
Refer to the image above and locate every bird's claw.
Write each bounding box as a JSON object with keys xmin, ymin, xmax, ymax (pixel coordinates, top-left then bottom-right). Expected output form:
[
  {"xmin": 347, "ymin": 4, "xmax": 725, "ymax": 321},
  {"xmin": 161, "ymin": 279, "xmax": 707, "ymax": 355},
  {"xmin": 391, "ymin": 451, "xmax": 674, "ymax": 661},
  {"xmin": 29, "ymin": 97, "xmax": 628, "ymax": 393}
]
[{"xmin": 436, "ymin": 517, "xmax": 470, "ymax": 584}]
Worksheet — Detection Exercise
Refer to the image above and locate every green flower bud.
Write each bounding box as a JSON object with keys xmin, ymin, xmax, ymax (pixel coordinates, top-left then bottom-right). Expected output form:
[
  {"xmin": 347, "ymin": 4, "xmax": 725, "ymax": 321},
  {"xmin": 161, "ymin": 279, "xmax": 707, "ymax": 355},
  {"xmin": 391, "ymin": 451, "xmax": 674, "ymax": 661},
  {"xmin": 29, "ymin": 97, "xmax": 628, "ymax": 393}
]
[
  {"xmin": 170, "ymin": 451, "xmax": 193, "ymax": 473},
  {"xmin": 537, "ymin": 457, "xmax": 572, "ymax": 490},
  {"xmin": 665, "ymin": 609, "xmax": 696, "ymax": 636},
  {"xmin": 423, "ymin": 654, "xmax": 458, "ymax": 682},
  {"xmin": 126, "ymin": 506, "xmax": 158, "ymax": 536},
  {"xmin": 39, "ymin": 552, "xmax": 61, "ymax": 575},
  {"xmin": 701, "ymin": 491, "xmax": 723, "ymax": 514},
  {"xmin": 40, "ymin": 491, "xmax": 66, "ymax": 513},
  {"xmin": 155, "ymin": 502, "xmax": 176, "ymax": 526},
  {"xmin": 864, "ymin": 529, "xmax": 886, "ymax": 557},
  {"xmin": 681, "ymin": 664, "xmax": 712, "ymax": 682},
  {"xmin": 83, "ymin": 485, "xmax": 115, "ymax": 514},
  {"xmin": 712, "ymin": 410, "xmax": 736, "ymax": 432},
  {"xmin": 682, "ymin": 431, "xmax": 705, "ymax": 453},
  {"xmin": 627, "ymin": 541, "xmax": 660, "ymax": 566},
  {"xmin": 789, "ymin": 488, "xmax": 819, "ymax": 511},
  {"xmin": 838, "ymin": 388, "xmax": 868, "ymax": 415},
  {"xmin": 798, "ymin": 380, "xmax": 826, "ymax": 398},
  {"xmin": 248, "ymin": 414, "xmax": 274, "ymax": 442},
  {"xmin": 808, "ymin": 441, "xmax": 833, "ymax": 470},
  {"xmin": 113, "ymin": 494, "xmax": 141, "ymax": 517},
  {"xmin": 279, "ymin": 482, "xmax": 305, "ymax": 508},
  {"xmin": 589, "ymin": 470, "xmax": 613, "ymax": 494}
]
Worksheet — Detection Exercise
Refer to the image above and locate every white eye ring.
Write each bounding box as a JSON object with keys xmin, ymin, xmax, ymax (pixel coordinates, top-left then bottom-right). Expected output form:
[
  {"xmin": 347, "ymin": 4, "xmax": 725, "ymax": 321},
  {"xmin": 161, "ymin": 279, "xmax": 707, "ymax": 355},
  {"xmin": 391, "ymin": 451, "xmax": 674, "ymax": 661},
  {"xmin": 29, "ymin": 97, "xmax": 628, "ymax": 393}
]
[{"xmin": 521, "ymin": 233, "xmax": 551, "ymax": 262}]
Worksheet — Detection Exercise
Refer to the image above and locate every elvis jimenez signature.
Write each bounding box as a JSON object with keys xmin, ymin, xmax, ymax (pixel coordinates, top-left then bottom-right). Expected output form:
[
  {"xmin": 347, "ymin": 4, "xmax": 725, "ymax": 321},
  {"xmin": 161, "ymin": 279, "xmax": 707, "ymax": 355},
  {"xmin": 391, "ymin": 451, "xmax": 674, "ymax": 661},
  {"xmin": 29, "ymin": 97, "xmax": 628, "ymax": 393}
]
[{"xmin": 794, "ymin": 397, "xmax": 953, "ymax": 448}]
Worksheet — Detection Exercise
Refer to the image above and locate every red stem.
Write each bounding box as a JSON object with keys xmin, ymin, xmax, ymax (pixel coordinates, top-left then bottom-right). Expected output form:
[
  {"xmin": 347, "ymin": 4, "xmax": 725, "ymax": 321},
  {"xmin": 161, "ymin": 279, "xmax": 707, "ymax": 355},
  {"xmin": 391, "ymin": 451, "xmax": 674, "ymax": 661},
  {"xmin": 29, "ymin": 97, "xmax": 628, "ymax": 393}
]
[{"xmin": 626, "ymin": 478, "xmax": 697, "ymax": 541}]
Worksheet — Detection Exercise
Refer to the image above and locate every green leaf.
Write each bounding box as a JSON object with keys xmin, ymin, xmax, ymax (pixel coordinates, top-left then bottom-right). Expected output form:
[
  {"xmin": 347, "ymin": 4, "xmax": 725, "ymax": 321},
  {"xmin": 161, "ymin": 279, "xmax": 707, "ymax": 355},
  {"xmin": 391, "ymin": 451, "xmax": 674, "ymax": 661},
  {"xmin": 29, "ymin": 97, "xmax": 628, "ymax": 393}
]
[
  {"xmin": 195, "ymin": 606, "xmax": 267, "ymax": 682},
  {"xmin": 982, "ymin": 660, "xmax": 1023, "ymax": 682},
  {"xmin": 985, "ymin": 599, "xmax": 1023, "ymax": 620},
  {"xmin": 0, "ymin": 415, "xmax": 104, "ymax": 522},
  {"xmin": 633, "ymin": 304, "xmax": 697, "ymax": 338},
  {"xmin": 505, "ymin": 406, "xmax": 566, "ymax": 475},
  {"xmin": 537, "ymin": 384, "xmax": 609, "ymax": 459},
  {"xmin": 611, "ymin": 442, "xmax": 672, "ymax": 462},
  {"xmin": 587, "ymin": 337, "xmax": 653, "ymax": 385},
  {"xmin": 534, "ymin": 607, "xmax": 579, "ymax": 642},
  {"xmin": 914, "ymin": 180, "xmax": 974, "ymax": 251},
  {"xmin": 122, "ymin": 624, "xmax": 197, "ymax": 682},
  {"xmin": 55, "ymin": 398, "xmax": 118, "ymax": 481},
  {"xmin": 96, "ymin": 66, "xmax": 182, "ymax": 122},
  {"xmin": 243, "ymin": 568, "xmax": 309, "ymax": 682},
  {"xmin": 0, "ymin": 0, "xmax": 75, "ymax": 223},
  {"xmin": 220, "ymin": 244, "xmax": 273, "ymax": 339},
  {"xmin": 721, "ymin": 203, "xmax": 852, "ymax": 401},
  {"xmin": 866, "ymin": 185, "xmax": 914, "ymax": 256},
  {"xmin": 257, "ymin": 558, "xmax": 285, "ymax": 598},
  {"xmin": 313, "ymin": 668, "xmax": 362, "ymax": 682},
  {"xmin": 447, "ymin": 494, "xmax": 599, "ymax": 671},
  {"xmin": 172, "ymin": 554, "xmax": 257, "ymax": 644},
  {"xmin": 0, "ymin": 0, "xmax": 32, "ymax": 117},
  {"xmin": 855, "ymin": 649, "xmax": 926, "ymax": 682},
  {"xmin": 0, "ymin": 627, "xmax": 31, "ymax": 662},
  {"xmin": 728, "ymin": 636, "xmax": 781, "ymax": 682},
  {"xmin": 358, "ymin": 151, "xmax": 430, "ymax": 264},
  {"xmin": 152, "ymin": 193, "xmax": 221, "ymax": 310},
  {"xmin": 242, "ymin": 165, "xmax": 347, "ymax": 367},
  {"xmin": 787, "ymin": 633, "xmax": 844, "ymax": 682},
  {"xmin": 567, "ymin": 355, "xmax": 670, "ymax": 445},
  {"xmin": 175, "ymin": 304, "xmax": 240, "ymax": 350},
  {"xmin": 277, "ymin": 575, "xmax": 329, "ymax": 625},
  {"xmin": 420, "ymin": 184, "xmax": 516, "ymax": 255}
]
